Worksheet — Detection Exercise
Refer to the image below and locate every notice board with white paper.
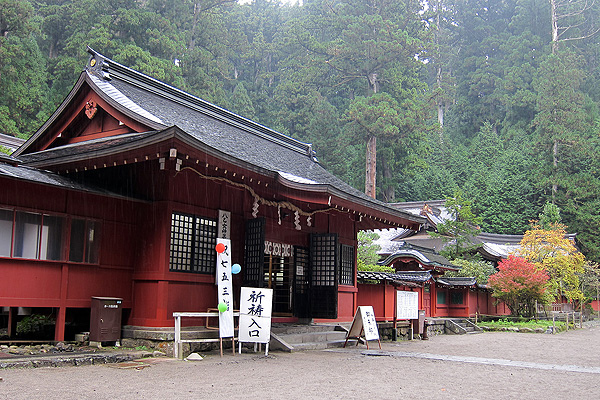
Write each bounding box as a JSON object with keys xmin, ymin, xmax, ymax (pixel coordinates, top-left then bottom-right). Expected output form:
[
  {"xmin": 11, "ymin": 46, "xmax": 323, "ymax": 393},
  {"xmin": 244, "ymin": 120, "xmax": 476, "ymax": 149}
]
[{"xmin": 396, "ymin": 290, "xmax": 419, "ymax": 320}]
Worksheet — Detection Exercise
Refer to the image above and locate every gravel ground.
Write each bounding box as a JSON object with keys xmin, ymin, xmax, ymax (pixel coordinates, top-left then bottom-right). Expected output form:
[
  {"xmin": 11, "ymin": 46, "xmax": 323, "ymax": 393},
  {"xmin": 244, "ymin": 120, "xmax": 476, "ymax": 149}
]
[{"xmin": 2, "ymin": 323, "xmax": 600, "ymax": 399}]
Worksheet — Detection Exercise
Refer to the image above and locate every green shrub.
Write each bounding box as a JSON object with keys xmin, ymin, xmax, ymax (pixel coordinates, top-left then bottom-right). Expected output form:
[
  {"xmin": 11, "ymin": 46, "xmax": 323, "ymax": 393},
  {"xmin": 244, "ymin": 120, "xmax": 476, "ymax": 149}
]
[{"xmin": 16, "ymin": 314, "xmax": 55, "ymax": 336}]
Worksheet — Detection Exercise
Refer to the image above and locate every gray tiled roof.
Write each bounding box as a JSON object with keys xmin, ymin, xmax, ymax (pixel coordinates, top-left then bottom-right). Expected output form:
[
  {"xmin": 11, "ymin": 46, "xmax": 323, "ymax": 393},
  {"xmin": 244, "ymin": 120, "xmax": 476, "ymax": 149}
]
[
  {"xmin": 0, "ymin": 133, "xmax": 25, "ymax": 152},
  {"xmin": 0, "ymin": 162, "xmax": 130, "ymax": 199},
  {"xmin": 0, "ymin": 152, "xmax": 19, "ymax": 165},
  {"xmin": 378, "ymin": 244, "xmax": 458, "ymax": 271},
  {"xmin": 17, "ymin": 132, "xmax": 155, "ymax": 165},
  {"xmin": 357, "ymin": 270, "xmax": 431, "ymax": 286},
  {"xmin": 16, "ymin": 49, "xmax": 425, "ymax": 227},
  {"xmin": 436, "ymin": 277, "xmax": 477, "ymax": 287}
]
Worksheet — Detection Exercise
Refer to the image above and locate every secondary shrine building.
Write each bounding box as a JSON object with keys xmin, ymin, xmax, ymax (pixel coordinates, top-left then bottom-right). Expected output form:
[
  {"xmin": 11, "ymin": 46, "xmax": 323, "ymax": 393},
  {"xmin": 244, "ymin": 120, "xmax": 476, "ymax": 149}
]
[{"xmin": 0, "ymin": 48, "xmax": 425, "ymax": 341}]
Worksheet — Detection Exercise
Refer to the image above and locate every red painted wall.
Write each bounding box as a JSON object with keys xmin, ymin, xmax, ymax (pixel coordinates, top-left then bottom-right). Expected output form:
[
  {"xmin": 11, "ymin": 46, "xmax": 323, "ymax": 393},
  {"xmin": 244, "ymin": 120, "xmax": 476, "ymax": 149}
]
[
  {"xmin": 0, "ymin": 176, "xmax": 137, "ymax": 339},
  {"xmin": 356, "ymin": 283, "xmax": 423, "ymax": 322}
]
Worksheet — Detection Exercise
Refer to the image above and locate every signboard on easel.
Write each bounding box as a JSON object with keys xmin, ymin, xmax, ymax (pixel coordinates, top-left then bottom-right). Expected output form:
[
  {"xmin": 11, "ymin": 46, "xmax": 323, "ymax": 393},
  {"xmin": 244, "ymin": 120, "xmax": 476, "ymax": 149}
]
[{"xmin": 344, "ymin": 306, "xmax": 381, "ymax": 349}]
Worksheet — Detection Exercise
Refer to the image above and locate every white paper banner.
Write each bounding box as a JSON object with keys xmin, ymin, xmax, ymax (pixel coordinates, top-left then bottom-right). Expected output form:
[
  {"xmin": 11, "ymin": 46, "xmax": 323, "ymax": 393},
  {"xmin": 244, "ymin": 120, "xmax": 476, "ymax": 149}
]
[{"xmin": 217, "ymin": 238, "xmax": 234, "ymax": 338}]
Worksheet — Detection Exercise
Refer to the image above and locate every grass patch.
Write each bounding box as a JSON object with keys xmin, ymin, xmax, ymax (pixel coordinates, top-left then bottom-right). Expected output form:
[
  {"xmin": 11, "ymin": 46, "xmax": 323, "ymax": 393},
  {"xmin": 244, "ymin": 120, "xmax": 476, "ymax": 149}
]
[{"xmin": 480, "ymin": 318, "xmax": 566, "ymax": 330}]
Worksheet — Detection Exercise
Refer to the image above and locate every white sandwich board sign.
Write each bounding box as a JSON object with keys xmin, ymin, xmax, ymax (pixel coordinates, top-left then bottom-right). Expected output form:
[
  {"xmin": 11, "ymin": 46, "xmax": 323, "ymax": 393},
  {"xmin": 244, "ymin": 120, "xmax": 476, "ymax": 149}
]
[{"xmin": 344, "ymin": 305, "xmax": 381, "ymax": 349}]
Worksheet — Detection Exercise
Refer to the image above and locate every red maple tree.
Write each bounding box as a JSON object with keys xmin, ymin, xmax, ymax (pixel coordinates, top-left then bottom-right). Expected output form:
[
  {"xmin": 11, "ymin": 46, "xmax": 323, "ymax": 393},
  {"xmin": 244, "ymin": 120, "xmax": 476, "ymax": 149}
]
[{"xmin": 488, "ymin": 255, "xmax": 550, "ymax": 317}]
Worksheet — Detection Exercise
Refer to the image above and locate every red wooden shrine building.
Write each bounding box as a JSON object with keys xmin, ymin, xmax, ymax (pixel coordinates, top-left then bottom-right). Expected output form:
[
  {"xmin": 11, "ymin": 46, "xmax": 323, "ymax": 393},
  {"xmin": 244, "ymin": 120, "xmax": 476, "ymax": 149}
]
[
  {"xmin": 355, "ymin": 247, "xmax": 510, "ymax": 321},
  {"xmin": 0, "ymin": 48, "xmax": 426, "ymax": 341}
]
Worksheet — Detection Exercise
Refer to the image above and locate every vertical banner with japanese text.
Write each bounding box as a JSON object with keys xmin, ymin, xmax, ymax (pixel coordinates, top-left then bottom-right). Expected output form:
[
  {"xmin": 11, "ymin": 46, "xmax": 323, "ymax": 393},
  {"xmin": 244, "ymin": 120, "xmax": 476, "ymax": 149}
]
[
  {"xmin": 217, "ymin": 238, "xmax": 234, "ymax": 338},
  {"xmin": 239, "ymin": 287, "xmax": 273, "ymax": 344}
]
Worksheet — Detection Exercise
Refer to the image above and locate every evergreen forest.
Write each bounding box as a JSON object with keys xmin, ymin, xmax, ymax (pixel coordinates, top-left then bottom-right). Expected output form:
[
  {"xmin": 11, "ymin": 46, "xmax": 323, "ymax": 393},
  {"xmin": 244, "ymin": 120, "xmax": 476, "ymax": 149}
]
[{"xmin": 2, "ymin": 0, "xmax": 600, "ymax": 261}]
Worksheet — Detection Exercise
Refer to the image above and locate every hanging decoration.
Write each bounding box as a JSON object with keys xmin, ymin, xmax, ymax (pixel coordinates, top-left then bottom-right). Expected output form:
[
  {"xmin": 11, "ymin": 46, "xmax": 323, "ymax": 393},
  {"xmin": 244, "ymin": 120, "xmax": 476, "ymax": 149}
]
[
  {"xmin": 294, "ymin": 211, "xmax": 301, "ymax": 230},
  {"xmin": 252, "ymin": 197, "xmax": 259, "ymax": 218},
  {"xmin": 176, "ymin": 166, "xmax": 410, "ymax": 230}
]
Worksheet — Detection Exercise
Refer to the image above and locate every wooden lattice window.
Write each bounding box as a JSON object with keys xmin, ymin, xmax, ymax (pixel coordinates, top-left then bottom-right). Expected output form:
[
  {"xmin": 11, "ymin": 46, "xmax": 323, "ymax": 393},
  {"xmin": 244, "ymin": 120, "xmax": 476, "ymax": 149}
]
[
  {"xmin": 339, "ymin": 244, "xmax": 354, "ymax": 286},
  {"xmin": 310, "ymin": 233, "xmax": 339, "ymax": 319},
  {"xmin": 169, "ymin": 212, "xmax": 217, "ymax": 273},
  {"xmin": 310, "ymin": 234, "xmax": 338, "ymax": 287},
  {"xmin": 451, "ymin": 291, "xmax": 464, "ymax": 305},
  {"xmin": 243, "ymin": 218, "xmax": 265, "ymax": 286}
]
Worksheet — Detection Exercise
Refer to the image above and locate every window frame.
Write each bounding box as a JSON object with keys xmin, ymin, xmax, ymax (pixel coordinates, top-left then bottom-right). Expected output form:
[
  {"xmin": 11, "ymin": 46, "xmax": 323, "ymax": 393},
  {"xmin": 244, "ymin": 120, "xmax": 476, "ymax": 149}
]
[
  {"xmin": 339, "ymin": 243, "xmax": 355, "ymax": 286},
  {"xmin": 451, "ymin": 291, "xmax": 464, "ymax": 305},
  {"xmin": 0, "ymin": 207, "xmax": 101, "ymax": 264},
  {"xmin": 68, "ymin": 218, "xmax": 101, "ymax": 264},
  {"xmin": 437, "ymin": 290, "xmax": 447, "ymax": 305}
]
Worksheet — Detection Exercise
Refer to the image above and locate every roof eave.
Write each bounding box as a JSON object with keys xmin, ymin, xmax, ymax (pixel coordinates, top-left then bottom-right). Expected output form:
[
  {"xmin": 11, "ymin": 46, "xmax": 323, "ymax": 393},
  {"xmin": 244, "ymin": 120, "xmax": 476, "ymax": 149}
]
[{"xmin": 13, "ymin": 72, "xmax": 89, "ymax": 157}]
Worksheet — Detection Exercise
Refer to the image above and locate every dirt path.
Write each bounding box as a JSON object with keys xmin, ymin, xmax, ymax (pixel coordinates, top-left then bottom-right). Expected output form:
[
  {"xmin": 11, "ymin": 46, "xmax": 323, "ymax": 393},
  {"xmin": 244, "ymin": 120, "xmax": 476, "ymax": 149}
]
[{"xmin": 2, "ymin": 324, "xmax": 600, "ymax": 399}]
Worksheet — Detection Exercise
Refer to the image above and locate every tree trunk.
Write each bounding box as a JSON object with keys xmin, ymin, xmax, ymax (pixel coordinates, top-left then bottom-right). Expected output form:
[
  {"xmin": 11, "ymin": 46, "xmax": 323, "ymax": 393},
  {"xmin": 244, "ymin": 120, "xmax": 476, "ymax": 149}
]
[
  {"xmin": 189, "ymin": 2, "xmax": 200, "ymax": 50},
  {"xmin": 552, "ymin": 139, "xmax": 558, "ymax": 203},
  {"xmin": 365, "ymin": 73, "xmax": 378, "ymax": 199},
  {"xmin": 365, "ymin": 136, "xmax": 377, "ymax": 199},
  {"xmin": 550, "ymin": 0, "xmax": 559, "ymax": 54}
]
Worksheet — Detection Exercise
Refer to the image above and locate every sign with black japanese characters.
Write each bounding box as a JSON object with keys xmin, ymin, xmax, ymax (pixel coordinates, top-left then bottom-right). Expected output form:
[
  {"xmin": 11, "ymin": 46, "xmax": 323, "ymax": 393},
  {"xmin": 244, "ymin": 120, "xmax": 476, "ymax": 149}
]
[
  {"xmin": 217, "ymin": 238, "xmax": 234, "ymax": 338},
  {"xmin": 238, "ymin": 287, "xmax": 273, "ymax": 344},
  {"xmin": 264, "ymin": 240, "xmax": 293, "ymax": 257},
  {"xmin": 218, "ymin": 210, "xmax": 231, "ymax": 239},
  {"xmin": 348, "ymin": 306, "xmax": 380, "ymax": 342},
  {"xmin": 396, "ymin": 290, "xmax": 419, "ymax": 320}
]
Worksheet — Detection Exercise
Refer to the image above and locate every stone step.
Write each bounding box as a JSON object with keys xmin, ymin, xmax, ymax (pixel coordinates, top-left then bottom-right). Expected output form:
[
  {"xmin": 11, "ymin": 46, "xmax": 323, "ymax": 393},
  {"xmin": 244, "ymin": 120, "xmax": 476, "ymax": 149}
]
[
  {"xmin": 271, "ymin": 324, "xmax": 345, "ymax": 335},
  {"xmin": 291, "ymin": 339, "xmax": 357, "ymax": 352},
  {"xmin": 277, "ymin": 331, "xmax": 348, "ymax": 345}
]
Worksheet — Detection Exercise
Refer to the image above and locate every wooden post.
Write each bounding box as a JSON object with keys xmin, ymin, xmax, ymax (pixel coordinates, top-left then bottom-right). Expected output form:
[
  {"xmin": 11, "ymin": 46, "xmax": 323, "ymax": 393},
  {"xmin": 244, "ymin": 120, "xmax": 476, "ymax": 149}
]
[
  {"xmin": 393, "ymin": 289, "xmax": 397, "ymax": 341},
  {"xmin": 174, "ymin": 314, "xmax": 181, "ymax": 359}
]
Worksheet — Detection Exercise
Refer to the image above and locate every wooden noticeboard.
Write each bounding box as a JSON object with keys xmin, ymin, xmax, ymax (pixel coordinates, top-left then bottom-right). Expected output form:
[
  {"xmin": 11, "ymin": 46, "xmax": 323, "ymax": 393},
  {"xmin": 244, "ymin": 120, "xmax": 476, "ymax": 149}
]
[
  {"xmin": 344, "ymin": 306, "xmax": 381, "ymax": 349},
  {"xmin": 396, "ymin": 291, "xmax": 419, "ymax": 320}
]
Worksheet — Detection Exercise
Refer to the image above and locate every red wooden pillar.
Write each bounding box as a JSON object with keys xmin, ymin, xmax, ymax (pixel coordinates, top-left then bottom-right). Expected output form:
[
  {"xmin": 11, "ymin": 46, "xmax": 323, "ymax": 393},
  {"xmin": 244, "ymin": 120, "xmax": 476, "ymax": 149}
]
[
  {"xmin": 54, "ymin": 306, "xmax": 66, "ymax": 341},
  {"xmin": 156, "ymin": 280, "xmax": 169, "ymax": 323},
  {"xmin": 55, "ymin": 264, "xmax": 69, "ymax": 341}
]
